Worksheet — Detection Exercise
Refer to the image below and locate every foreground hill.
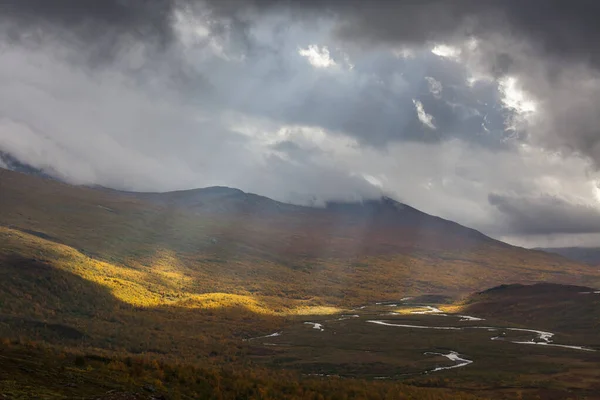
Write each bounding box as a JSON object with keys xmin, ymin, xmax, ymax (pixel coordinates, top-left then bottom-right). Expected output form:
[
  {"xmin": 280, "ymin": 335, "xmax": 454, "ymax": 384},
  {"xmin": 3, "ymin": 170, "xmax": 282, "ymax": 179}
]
[
  {"xmin": 537, "ymin": 247, "xmax": 600, "ymax": 267},
  {"xmin": 0, "ymin": 340, "xmax": 483, "ymax": 400},
  {"xmin": 1, "ymin": 167, "xmax": 599, "ymax": 307}
]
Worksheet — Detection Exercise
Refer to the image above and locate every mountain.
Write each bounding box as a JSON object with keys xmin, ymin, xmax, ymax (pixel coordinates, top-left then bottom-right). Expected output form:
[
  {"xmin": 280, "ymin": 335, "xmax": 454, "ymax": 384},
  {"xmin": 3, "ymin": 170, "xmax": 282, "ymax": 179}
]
[
  {"xmin": 536, "ymin": 247, "xmax": 600, "ymax": 267},
  {"xmin": 1, "ymin": 166, "xmax": 599, "ymax": 307}
]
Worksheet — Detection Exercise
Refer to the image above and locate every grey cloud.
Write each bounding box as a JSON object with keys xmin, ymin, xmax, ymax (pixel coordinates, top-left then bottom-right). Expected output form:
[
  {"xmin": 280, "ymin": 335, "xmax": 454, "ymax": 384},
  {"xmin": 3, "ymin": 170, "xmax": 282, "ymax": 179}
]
[
  {"xmin": 256, "ymin": 153, "xmax": 383, "ymax": 206},
  {"xmin": 0, "ymin": 0, "xmax": 541, "ymax": 151},
  {"xmin": 449, "ymin": 39, "xmax": 600, "ymax": 171},
  {"xmin": 5, "ymin": 1, "xmax": 600, "ymax": 67},
  {"xmin": 489, "ymin": 193, "xmax": 600, "ymax": 235},
  {"xmin": 270, "ymin": 140, "xmax": 322, "ymax": 163},
  {"xmin": 0, "ymin": 43, "xmax": 384, "ymax": 203},
  {"xmin": 202, "ymin": 1, "xmax": 600, "ymax": 166},
  {"xmin": 220, "ymin": 46, "xmax": 518, "ymax": 149},
  {"xmin": 219, "ymin": 1, "xmax": 600, "ymax": 66},
  {"xmin": 322, "ymin": 0, "xmax": 600, "ymax": 168},
  {"xmin": 0, "ymin": 0, "xmax": 173, "ymax": 43},
  {"xmin": 522, "ymin": 65, "xmax": 600, "ymax": 167}
]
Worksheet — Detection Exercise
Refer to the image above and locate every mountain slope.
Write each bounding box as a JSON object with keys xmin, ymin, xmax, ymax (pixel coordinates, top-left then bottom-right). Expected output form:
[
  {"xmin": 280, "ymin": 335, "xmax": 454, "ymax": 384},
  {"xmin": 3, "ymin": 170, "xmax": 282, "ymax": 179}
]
[
  {"xmin": 1, "ymin": 167, "xmax": 599, "ymax": 305},
  {"xmin": 536, "ymin": 247, "xmax": 600, "ymax": 267}
]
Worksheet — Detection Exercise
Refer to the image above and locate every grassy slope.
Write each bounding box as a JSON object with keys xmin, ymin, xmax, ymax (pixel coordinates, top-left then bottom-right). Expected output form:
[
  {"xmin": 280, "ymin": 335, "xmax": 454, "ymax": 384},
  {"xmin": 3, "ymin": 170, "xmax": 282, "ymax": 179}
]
[{"xmin": 1, "ymin": 167, "xmax": 599, "ymax": 307}]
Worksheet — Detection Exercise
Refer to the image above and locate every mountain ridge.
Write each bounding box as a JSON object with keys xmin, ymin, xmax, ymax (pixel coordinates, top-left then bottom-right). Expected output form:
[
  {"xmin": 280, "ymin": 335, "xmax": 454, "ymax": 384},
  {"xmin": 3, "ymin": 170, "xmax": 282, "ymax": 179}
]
[
  {"xmin": 99, "ymin": 179, "xmax": 499, "ymax": 248},
  {"xmin": 0, "ymin": 153, "xmax": 523, "ymax": 248},
  {"xmin": 1, "ymin": 166, "xmax": 598, "ymax": 304}
]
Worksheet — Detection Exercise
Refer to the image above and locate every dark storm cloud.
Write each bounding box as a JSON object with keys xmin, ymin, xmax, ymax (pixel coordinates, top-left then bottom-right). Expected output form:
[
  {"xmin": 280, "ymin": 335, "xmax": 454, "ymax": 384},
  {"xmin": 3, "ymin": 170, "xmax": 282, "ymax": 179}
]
[
  {"xmin": 489, "ymin": 193, "xmax": 600, "ymax": 235},
  {"xmin": 0, "ymin": 0, "xmax": 563, "ymax": 166},
  {"xmin": 3, "ymin": 0, "xmax": 599, "ymax": 65},
  {"xmin": 0, "ymin": 0, "xmax": 173, "ymax": 41},
  {"xmin": 0, "ymin": 0, "xmax": 595, "ymax": 158},
  {"xmin": 0, "ymin": 0, "xmax": 177, "ymax": 69},
  {"xmin": 211, "ymin": 0, "xmax": 600, "ymax": 64},
  {"xmin": 321, "ymin": 0, "xmax": 600, "ymax": 169},
  {"xmin": 5, "ymin": 1, "xmax": 600, "ymax": 65},
  {"xmin": 202, "ymin": 0, "xmax": 600, "ymax": 166}
]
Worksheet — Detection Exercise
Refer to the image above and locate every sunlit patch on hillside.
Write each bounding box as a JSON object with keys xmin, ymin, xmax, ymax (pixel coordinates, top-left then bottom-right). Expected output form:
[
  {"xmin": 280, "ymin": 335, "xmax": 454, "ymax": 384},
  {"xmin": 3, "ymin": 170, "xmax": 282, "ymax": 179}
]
[
  {"xmin": 391, "ymin": 307, "xmax": 432, "ymax": 315},
  {"xmin": 0, "ymin": 227, "xmax": 344, "ymax": 316},
  {"xmin": 283, "ymin": 305, "xmax": 342, "ymax": 316},
  {"xmin": 147, "ymin": 249, "xmax": 194, "ymax": 286},
  {"xmin": 438, "ymin": 304, "xmax": 465, "ymax": 313}
]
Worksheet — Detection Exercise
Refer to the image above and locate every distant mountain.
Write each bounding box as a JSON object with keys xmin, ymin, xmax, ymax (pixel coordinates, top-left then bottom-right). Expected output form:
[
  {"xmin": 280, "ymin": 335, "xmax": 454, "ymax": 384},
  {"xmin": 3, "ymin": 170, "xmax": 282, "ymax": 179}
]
[
  {"xmin": 126, "ymin": 188, "xmax": 496, "ymax": 246},
  {"xmin": 114, "ymin": 185, "xmax": 302, "ymax": 215},
  {"xmin": 536, "ymin": 247, "xmax": 600, "ymax": 266},
  {"xmin": 1, "ymin": 166, "xmax": 599, "ymax": 304}
]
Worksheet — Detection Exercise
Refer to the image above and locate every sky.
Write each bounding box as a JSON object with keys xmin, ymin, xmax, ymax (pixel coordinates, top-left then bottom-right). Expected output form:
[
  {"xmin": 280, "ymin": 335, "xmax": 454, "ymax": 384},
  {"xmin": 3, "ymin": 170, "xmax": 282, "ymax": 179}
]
[{"xmin": 1, "ymin": 0, "xmax": 600, "ymax": 248}]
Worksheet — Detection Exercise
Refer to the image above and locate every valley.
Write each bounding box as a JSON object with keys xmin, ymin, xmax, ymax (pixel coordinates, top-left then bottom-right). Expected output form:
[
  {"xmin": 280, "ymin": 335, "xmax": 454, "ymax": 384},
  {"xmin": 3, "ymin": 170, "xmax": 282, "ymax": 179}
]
[{"xmin": 246, "ymin": 300, "xmax": 600, "ymax": 398}]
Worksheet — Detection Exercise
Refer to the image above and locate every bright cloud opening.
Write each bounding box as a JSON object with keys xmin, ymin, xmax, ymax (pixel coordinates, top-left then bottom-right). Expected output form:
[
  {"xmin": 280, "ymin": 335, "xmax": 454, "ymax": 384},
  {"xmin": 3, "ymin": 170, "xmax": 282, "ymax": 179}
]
[
  {"xmin": 298, "ymin": 45, "xmax": 337, "ymax": 68},
  {"xmin": 431, "ymin": 44, "xmax": 461, "ymax": 59},
  {"xmin": 499, "ymin": 76, "xmax": 537, "ymax": 115},
  {"xmin": 413, "ymin": 99, "xmax": 436, "ymax": 130}
]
